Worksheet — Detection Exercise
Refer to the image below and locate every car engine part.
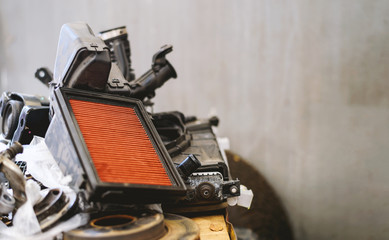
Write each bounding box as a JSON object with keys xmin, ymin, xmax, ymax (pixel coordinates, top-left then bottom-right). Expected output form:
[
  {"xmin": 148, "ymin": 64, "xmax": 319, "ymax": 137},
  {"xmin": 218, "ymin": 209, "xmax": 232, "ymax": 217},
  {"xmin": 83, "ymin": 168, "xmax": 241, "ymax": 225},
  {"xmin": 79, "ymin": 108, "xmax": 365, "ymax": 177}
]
[
  {"xmin": 33, "ymin": 188, "xmax": 78, "ymax": 230},
  {"xmin": 0, "ymin": 92, "xmax": 50, "ymax": 144},
  {"xmin": 45, "ymin": 88, "xmax": 186, "ymax": 204},
  {"xmin": 154, "ymin": 112, "xmax": 240, "ymax": 211},
  {"xmin": 99, "ymin": 26, "xmax": 135, "ymax": 82},
  {"xmin": 0, "ymin": 142, "xmax": 26, "ymax": 208}
]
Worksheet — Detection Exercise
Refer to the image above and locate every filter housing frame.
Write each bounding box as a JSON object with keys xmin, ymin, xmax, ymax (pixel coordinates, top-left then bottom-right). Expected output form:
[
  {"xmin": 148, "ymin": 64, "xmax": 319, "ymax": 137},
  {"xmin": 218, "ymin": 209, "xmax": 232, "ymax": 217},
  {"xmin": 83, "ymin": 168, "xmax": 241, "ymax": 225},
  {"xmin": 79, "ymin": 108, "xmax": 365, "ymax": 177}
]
[{"xmin": 45, "ymin": 87, "xmax": 186, "ymax": 203}]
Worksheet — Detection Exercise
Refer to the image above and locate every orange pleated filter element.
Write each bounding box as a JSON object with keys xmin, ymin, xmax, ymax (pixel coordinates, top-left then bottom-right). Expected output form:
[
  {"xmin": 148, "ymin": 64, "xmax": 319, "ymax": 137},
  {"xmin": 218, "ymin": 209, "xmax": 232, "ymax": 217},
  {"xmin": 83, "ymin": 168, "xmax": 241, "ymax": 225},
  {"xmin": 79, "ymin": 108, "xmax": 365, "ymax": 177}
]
[
  {"xmin": 69, "ymin": 99, "xmax": 172, "ymax": 186},
  {"xmin": 45, "ymin": 88, "xmax": 186, "ymax": 203}
]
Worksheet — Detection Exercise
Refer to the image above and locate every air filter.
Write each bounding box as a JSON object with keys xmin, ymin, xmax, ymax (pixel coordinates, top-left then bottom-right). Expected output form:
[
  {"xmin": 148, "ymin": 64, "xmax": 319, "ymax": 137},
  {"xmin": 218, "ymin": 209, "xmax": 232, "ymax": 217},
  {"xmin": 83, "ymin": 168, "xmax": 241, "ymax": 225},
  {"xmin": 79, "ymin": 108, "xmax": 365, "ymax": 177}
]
[{"xmin": 45, "ymin": 87, "xmax": 186, "ymax": 203}]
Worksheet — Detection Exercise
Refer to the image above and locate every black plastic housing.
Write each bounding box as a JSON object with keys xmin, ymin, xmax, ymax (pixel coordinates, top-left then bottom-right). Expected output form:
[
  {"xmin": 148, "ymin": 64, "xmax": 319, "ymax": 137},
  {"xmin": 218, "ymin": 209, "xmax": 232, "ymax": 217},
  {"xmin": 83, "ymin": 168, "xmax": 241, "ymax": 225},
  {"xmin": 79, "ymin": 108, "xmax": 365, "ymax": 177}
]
[
  {"xmin": 12, "ymin": 106, "xmax": 50, "ymax": 144},
  {"xmin": 53, "ymin": 22, "xmax": 111, "ymax": 91},
  {"xmin": 0, "ymin": 92, "xmax": 49, "ymax": 144}
]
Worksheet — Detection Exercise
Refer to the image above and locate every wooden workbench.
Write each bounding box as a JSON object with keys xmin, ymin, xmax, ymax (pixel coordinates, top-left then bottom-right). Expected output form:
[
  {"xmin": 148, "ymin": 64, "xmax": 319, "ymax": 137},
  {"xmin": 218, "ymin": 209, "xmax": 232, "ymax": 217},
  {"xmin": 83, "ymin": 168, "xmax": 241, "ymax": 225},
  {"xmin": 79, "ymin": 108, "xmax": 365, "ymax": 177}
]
[{"xmin": 191, "ymin": 214, "xmax": 235, "ymax": 240}]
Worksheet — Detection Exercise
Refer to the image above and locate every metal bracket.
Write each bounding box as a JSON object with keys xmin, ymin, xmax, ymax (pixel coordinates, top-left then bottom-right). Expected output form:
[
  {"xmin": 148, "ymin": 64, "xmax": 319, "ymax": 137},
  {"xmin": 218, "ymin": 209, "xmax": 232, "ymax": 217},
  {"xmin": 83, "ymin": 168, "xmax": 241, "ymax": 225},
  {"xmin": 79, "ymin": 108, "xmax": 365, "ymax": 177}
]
[{"xmin": 0, "ymin": 142, "xmax": 26, "ymax": 207}]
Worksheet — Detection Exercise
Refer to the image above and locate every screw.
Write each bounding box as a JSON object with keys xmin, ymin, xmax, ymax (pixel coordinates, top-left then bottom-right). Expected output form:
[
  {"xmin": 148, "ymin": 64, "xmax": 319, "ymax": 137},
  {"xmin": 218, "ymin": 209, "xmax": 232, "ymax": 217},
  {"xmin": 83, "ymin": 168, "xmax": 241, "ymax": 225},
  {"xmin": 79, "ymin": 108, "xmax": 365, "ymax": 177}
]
[{"xmin": 230, "ymin": 186, "xmax": 238, "ymax": 194}]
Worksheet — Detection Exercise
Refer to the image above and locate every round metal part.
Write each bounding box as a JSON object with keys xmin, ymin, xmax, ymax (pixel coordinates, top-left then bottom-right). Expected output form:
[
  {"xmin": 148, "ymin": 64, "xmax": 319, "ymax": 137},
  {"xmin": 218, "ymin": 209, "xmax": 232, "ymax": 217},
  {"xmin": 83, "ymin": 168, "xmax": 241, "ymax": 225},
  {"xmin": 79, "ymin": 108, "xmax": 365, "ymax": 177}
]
[
  {"xmin": 197, "ymin": 182, "xmax": 216, "ymax": 200},
  {"xmin": 34, "ymin": 188, "xmax": 67, "ymax": 222},
  {"xmin": 64, "ymin": 212, "xmax": 167, "ymax": 240},
  {"xmin": 230, "ymin": 186, "xmax": 238, "ymax": 194},
  {"xmin": 34, "ymin": 188, "xmax": 78, "ymax": 231},
  {"xmin": 90, "ymin": 215, "xmax": 136, "ymax": 228}
]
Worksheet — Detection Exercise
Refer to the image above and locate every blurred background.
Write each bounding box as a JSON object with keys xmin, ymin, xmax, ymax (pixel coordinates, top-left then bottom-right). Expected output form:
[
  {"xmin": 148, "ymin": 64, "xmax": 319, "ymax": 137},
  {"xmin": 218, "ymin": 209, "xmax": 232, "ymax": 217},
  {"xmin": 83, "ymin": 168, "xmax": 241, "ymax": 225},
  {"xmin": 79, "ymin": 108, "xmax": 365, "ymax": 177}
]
[{"xmin": 1, "ymin": 0, "xmax": 389, "ymax": 239}]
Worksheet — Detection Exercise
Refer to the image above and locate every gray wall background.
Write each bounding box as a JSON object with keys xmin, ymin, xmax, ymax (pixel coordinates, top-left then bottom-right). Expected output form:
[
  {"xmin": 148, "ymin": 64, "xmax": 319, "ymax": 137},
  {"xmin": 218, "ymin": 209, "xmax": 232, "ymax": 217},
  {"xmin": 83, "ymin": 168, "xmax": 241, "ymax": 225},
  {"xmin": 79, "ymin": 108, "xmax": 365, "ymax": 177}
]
[{"xmin": 1, "ymin": 0, "xmax": 389, "ymax": 239}]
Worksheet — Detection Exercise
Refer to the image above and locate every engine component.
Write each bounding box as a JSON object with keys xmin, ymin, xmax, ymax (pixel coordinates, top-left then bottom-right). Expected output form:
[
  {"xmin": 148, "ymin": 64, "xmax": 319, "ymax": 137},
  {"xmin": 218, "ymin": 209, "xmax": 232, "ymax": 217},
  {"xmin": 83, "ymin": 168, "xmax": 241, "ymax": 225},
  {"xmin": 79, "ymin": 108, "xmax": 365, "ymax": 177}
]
[
  {"xmin": 64, "ymin": 211, "xmax": 166, "ymax": 240},
  {"xmin": 152, "ymin": 111, "xmax": 191, "ymax": 157},
  {"xmin": 0, "ymin": 21, "xmax": 246, "ymax": 239},
  {"xmin": 99, "ymin": 26, "xmax": 135, "ymax": 81},
  {"xmin": 0, "ymin": 91, "xmax": 49, "ymax": 144},
  {"xmin": 0, "ymin": 184, "xmax": 15, "ymax": 214},
  {"xmin": 155, "ymin": 112, "xmax": 240, "ymax": 211},
  {"xmin": 35, "ymin": 67, "xmax": 53, "ymax": 87},
  {"xmin": 0, "ymin": 161, "xmax": 27, "ymax": 189},
  {"xmin": 53, "ymin": 22, "xmax": 176, "ymax": 102},
  {"xmin": 125, "ymin": 44, "xmax": 177, "ymax": 100},
  {"xmin": 177, "ymin": 154, "xmax": 201, "ymax": 179},
  {"xmin": 188, "ymin": 172, "xmax": 240, "ymax": 201},
  {"xmin": 0, "ymin": 142, "xmax": 26, "ymax": 207},
  {"xmin": 33, "ymin": 188, "xmax": 78, "ymax": 231},
  {"xmin": 0, "ymin": 23, "xmax": 178, "ymax": 143},
  {"xmin": 52, "ymin": 22, "xmax": 111, "ymax": 91},
  {"xmin": 105, "ymin": 44, "xmax": 177, "ymax": 101},
  {"xmin": 45, "ymin": 88, "xmax": 186, "ymax": 204}
]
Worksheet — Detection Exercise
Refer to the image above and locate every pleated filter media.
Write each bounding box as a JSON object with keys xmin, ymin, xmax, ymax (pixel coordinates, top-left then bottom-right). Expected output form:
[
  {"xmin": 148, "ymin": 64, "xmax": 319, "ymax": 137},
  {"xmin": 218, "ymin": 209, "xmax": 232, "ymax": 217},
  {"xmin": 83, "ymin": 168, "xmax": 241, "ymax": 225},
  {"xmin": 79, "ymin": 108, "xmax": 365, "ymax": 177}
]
[{"xmin": 69, "ymin": 99, "xmax": 172, "ymax": 186}]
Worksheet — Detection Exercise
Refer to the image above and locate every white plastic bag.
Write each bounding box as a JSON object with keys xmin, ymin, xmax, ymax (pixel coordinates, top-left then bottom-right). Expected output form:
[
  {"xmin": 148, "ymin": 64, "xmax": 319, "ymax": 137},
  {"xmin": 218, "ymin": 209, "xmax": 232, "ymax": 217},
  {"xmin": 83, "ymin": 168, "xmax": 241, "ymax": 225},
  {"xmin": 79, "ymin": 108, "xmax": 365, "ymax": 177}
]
[{"xmin": 0, "ymin": 136, "xmax": 85, "ymax": 240}]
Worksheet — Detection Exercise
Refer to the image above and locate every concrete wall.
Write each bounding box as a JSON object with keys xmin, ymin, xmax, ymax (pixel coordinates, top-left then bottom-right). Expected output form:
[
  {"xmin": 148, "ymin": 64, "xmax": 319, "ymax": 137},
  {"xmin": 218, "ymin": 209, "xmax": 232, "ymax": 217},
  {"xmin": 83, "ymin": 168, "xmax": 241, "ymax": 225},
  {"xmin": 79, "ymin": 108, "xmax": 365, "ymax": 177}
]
[{"xmin": 1, "ymin": 0, "xmax": 389, "ymax": 239}]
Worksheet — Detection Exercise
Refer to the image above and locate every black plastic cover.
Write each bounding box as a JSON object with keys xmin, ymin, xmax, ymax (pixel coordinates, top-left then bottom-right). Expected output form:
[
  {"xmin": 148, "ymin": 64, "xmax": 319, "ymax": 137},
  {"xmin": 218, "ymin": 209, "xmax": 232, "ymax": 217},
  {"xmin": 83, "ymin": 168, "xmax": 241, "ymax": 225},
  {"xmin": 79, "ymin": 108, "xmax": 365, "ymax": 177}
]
[{"xmin": 53, "ymin": 22, "xmax": 111, "ymax": 91}]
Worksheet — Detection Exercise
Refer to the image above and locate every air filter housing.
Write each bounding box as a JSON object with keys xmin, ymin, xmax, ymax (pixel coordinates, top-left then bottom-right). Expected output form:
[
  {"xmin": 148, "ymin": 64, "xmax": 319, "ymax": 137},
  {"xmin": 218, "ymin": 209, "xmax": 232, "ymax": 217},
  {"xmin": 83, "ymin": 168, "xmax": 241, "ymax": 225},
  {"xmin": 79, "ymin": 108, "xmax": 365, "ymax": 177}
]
[{"xmin": 45, "ymin": 87, "xmax": 186, "ymax": 203}]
